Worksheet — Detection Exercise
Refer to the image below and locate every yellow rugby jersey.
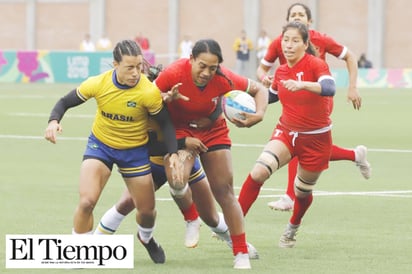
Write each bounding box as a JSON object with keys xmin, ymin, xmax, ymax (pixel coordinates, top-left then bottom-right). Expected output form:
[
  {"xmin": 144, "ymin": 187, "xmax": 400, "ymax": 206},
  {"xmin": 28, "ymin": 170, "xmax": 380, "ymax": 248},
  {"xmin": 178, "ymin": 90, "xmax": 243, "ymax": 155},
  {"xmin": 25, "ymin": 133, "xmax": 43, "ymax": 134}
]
[{"xmin": 77, "ymin": 70, "xmax": 163, "ymax": 149}]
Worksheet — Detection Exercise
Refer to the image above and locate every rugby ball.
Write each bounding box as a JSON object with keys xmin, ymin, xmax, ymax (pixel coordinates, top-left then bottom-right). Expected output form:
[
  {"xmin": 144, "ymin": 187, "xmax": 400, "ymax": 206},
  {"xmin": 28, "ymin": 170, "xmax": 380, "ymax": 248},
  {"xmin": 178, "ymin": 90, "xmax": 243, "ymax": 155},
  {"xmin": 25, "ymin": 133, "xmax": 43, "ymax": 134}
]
[{"xmin": 222, "ymin": 90, "xmax": 256, "ymax": 121}]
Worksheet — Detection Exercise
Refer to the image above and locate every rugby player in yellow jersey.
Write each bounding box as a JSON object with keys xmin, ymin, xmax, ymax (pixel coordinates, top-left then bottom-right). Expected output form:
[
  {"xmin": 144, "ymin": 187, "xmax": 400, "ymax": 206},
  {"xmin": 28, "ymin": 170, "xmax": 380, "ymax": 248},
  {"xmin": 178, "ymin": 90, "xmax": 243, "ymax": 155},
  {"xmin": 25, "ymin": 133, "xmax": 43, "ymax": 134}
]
[
  {"xmin": 44, "ymin": 39, "xmax": 183, "ymax": 264},
  {"xmin": 94, "ymin": 62, "xmax": 259, "ymax": 260}
]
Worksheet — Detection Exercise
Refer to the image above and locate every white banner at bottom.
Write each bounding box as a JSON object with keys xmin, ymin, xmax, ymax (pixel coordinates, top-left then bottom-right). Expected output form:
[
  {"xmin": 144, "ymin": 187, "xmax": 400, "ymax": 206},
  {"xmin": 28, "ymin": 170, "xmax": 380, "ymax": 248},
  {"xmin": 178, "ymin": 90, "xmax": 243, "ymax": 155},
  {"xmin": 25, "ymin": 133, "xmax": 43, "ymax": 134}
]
[{"xmin": 5, "ymin": 234, "xmax": 134, "ymax": 268}]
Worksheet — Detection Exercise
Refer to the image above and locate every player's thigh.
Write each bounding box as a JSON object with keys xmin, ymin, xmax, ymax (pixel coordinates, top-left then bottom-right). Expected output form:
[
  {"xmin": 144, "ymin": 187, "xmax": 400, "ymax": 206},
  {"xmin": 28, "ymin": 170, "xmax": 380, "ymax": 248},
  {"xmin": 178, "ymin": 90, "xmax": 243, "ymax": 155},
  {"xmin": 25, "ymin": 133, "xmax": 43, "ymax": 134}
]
[
  {"xmin": 297, "ymin": 168, "xmax": 322, "ymax": 184},
  {"xmin": 200, "ymin": 149, "xmax": 234, "ymax": 198},
  {"xmin": 78, "ymin": 158, "xmax": 111, "ymax": 202},
  {"xmin": 124, "ymin": 174, "xmax": 155, "ymax": 212},
  {"xmin": 191, "ymin": 178, "xmax": 217, "ymax": 222}
]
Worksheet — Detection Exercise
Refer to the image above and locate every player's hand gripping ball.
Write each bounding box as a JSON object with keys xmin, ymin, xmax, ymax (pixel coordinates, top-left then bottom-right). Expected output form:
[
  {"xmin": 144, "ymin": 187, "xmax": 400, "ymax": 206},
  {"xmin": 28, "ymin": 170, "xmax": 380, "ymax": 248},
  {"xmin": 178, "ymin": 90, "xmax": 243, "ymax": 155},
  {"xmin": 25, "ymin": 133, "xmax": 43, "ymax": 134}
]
[{"xmin": 221, "ymin": 90, "xmax": 256, "ymax": 122}]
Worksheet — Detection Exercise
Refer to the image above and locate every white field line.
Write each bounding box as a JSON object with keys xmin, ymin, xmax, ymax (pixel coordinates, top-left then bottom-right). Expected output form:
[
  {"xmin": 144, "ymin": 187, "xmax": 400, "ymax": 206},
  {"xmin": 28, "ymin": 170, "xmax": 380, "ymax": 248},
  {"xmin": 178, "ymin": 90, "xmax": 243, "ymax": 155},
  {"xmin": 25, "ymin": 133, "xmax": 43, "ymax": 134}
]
[
  {"xmin": 257, "ymin": 190, "xmax": 412, "ymax": 199},
  {"xmin": 0, "ymin": 135, "xmax": 87, "ymax": 141},
  {"xmin": 10, "ymin": 112, "xmax": 94, "ymax": 118},
  {"xmin": 232, "ymin": 143, "xmax": 412, "ymax": 153},
  {"xmin": 5, "ymin": 113, "xmax": 412, "ymax": 152},
  {"xmin": 0, "ymin": 95, "xmax": 62, "ymax": 99},
  {"xmin": 0, "ymin": 132, "xmax": 410, "ymax": 200},
  {"xmin": 155, "ymin": 190, "xmax": 412, "ymax": 201},
  {"xmin": 1, "ymin": 134, "xmax": 412, "ymax": 154}
]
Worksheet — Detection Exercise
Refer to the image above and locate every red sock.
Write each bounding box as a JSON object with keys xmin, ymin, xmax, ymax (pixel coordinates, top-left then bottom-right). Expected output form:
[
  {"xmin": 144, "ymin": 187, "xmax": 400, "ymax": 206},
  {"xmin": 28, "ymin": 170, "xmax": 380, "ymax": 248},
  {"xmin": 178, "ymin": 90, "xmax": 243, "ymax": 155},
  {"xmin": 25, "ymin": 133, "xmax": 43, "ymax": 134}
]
[
  {"xmin": 286, "ymin": 157, "xmax": 298, "ymax": 200},
  {"xmin": 181, "ymin": 202, "xmax": 199, "ymax": 221},
  {"xmin": 231, "ymin": 233, "xmax": 248, "ymax": 255},
  {"xmin": 330, "ymin": 145, "xmax": 355, "ymax": 161},
  {"xmin": 290, "ymin": 194, "xmax": 313, "ymax": 225},
  {"xmin": 238, "ymin": 174, "xmax": 263, "ymax": 216}
]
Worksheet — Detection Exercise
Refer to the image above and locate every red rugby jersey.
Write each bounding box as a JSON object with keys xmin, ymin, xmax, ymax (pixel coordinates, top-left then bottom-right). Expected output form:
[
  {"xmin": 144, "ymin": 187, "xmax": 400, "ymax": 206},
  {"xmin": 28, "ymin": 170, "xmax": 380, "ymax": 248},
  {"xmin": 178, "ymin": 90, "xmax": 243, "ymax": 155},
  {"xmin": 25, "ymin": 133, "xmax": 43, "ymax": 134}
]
[
  {"xmin": 272, "ymin": 53, "xmax": 334, "ymax": 132},
  {"xmin": 155, "ymin": 58, "xmax": 249, "ymax": 128},
  {"xmin": 263, "ymin": 29, "xmax": 346, "ymax": 66}
]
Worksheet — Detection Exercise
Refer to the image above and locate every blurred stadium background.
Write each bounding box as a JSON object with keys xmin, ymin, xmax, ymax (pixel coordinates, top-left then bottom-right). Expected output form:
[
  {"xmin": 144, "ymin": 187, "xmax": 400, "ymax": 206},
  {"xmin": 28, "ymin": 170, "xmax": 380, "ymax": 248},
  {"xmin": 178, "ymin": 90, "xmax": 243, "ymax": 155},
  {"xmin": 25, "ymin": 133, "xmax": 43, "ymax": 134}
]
[{"xmin": 0, "ymin": 0, "xmax": 410, "ymax": 72}]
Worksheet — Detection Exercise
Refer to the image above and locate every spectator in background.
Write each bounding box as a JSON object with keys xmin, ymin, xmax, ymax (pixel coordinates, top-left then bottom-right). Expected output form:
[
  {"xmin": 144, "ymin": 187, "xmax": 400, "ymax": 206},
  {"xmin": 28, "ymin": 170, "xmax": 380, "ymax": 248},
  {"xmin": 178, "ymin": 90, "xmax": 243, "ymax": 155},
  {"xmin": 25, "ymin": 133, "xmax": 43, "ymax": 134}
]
[
  {"xmin": 358, "ymin": 53, "xmax": 373, "ymax": 68},
  {"xmin": 96, "ymin": 33, "xmax": 112, "ymax": 51},
  {"xmin": 134, "ymin": 32, "xmax": 150, "ymax": 50},
  {"xmin": 80, "ymin": 33, "xmax": 95, "ymax": 52},
  {"xmin": 233, "ymin": 30, "xmax": 253, "ymax": 77},
  {"xmin": 256, "ymin": 30, "xmax": 271, "ymax": 62},
  {"xmin": 178, "ymin": 35, "xmax": 193, "ymax": 59}
]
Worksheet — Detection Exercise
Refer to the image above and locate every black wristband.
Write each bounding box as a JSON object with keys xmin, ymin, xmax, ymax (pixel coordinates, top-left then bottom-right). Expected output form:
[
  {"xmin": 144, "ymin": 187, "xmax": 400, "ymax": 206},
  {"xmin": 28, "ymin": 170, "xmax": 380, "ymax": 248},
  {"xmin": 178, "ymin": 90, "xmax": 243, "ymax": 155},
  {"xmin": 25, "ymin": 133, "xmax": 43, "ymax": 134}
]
[{"xmin": 177, "ymin": 137, "xmax": 186, "ymax": 150}]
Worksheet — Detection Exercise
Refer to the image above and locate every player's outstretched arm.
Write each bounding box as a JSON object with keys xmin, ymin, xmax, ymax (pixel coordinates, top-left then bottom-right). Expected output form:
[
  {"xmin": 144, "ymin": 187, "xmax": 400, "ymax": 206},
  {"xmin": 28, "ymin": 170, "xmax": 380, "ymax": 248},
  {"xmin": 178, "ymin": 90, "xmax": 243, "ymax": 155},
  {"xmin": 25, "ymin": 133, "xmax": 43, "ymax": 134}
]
[{"xmin": 44, "ymin": 120, "xmax": 62, "ymax": 144}]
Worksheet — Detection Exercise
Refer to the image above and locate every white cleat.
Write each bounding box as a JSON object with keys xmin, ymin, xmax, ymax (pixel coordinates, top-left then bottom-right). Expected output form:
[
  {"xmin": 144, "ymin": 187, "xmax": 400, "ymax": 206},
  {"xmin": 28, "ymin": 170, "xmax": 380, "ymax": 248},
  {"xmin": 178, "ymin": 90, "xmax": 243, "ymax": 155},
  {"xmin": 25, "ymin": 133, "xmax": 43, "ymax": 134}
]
[
  {"xmin": 245, "ymin": 242, "xmax": 259, "ymax": 260},
  {"xmin": 233, "ymin": 252, "xmax": 251, "ymax": 269},
  {"xmin": 279, "ymin": 223, "xmax": 299, "ymax": 248},
  {"xmin": 184, "ymin": 217, "xmax": 201, "ymax": 248},
  {"xmin": 211, "ymin": 231, "xmax": 259, "ymax": 259},
  {"xmin": 267, "ymin": 195, "xmax": 294, "ymax": 211},
  {"xmin": 355, "ymin": 145, "xmax": 371, "ymax": 179},
  {"xmin": 212, "ymin": 230, "xmax": 231, "ymax": 245}
]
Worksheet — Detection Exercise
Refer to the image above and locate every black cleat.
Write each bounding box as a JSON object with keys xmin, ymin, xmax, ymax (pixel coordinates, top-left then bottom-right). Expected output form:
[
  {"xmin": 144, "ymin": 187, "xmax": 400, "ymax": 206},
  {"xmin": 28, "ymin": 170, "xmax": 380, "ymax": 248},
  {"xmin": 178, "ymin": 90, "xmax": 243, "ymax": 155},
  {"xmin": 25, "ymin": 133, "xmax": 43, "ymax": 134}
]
[{"xmin": 138, "ymin": 234, "xmax": 166, "ymax": 264}]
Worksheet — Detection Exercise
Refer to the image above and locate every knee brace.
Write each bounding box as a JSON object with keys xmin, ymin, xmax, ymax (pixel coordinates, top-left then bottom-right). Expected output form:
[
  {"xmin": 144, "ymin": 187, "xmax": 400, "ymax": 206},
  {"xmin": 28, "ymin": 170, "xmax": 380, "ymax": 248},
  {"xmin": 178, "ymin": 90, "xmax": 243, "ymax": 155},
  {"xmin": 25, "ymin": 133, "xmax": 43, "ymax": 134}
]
[
  {"xmin": 255, "ymin": 150, "xmax": 280, "ymax": 176},
  {"xmin": 294, "ymin": 176, "xmax": 316, "ymax": 193}
]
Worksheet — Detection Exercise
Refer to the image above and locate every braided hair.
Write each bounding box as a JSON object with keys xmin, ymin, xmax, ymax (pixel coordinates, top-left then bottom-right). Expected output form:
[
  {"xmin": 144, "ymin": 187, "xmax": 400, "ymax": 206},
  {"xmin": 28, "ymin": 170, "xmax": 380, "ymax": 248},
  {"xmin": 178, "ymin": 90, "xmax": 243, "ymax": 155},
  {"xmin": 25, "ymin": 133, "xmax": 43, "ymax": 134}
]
[
  {"xmin": 191, "ymin": 39, "xmax": 234, "ymax": 88},
  {"xmin": 113, "ymin": 39, "xmax": 142, "ymax": 63}
]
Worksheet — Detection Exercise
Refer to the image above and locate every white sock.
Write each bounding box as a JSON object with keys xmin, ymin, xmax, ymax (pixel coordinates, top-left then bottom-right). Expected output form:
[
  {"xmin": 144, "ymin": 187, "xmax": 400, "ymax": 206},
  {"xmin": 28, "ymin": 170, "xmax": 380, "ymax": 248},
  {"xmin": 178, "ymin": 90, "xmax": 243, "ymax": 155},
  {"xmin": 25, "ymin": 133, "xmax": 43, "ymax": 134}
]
[
  {"xmin": 138, "ymin": 225, "xmax": 154, "ymax": 244},
  {"xmin": 210, "ymin": 212, "xmax": 231, "ymax": 243},
  {"xmin": 94, "ymin": 205, "xmax": 126, "ymax": 235},
  {"xmin": 210, "ymin": 212, "xmax": 229, "ymax": 232}
]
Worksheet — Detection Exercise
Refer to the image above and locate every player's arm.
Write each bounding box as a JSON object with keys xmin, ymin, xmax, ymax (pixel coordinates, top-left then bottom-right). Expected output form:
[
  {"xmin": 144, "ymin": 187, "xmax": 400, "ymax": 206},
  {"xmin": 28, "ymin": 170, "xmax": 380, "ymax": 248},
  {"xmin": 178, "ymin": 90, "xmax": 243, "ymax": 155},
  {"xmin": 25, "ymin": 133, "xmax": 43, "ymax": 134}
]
[
  {"xmin": 44, "ymin": 89, "xmax": 85, "ymax": 144},
  {"xmin": 342, "ymin": 49, "xmax": 362, "ymax": 110},
  {"xmin": 150, "ymin": 107, "xmax": 178, "ymax": 155},
  {"xmin": 208, "ymin": 96, "xmax": 222, "ymax": 122},
  {"xmin": 178, "ymin": 137, "xmax": 208, "ymax": 156},
  {"xmin": 268, "ymin": 87, "xmax": 279, "ymax": 104},
  {"xmin": 159, "ymin": 83, "xmax": 189, "ymax": 103},
  {"xmin": 281, "ymin": 76, "xmax": 336, "ymax": 96},
  {"xmin": 256, "ymin": 38, "xmax": 279, "ymax": 88},
  {"xmin": 244, "ymin": 79, "xmax": 268, "ymax": 122},
  {"xmin": 150, "ymin": 132, "xmax": 206, "ymax": 159},
  {"xmin": 257, "ymin": 63, "xmax": 273, "ymax": 87},
  {"xmin": 152, "ymin": 106, "xmax": 185, "ymax": 186},
  {"xmin": 268, "ymin": 74, "xmax": 280, "ymax": 104},
  {"xmin": 188, "ymin": 97, "xmax": 222, "ymax": 129},
  {"xmin": 232, "ymin": 79, "xmax": 268, "ymax": 128}
]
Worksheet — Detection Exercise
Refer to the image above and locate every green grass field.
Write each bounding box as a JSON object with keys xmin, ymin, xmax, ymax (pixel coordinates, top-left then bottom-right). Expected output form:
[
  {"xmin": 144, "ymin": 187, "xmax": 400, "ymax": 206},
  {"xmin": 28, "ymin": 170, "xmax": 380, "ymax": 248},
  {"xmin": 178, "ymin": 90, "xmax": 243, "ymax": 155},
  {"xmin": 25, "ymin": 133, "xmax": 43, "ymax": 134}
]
[{"xmin": 1, "ymin": 83, "xmax": 411, "ymax": 273}]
